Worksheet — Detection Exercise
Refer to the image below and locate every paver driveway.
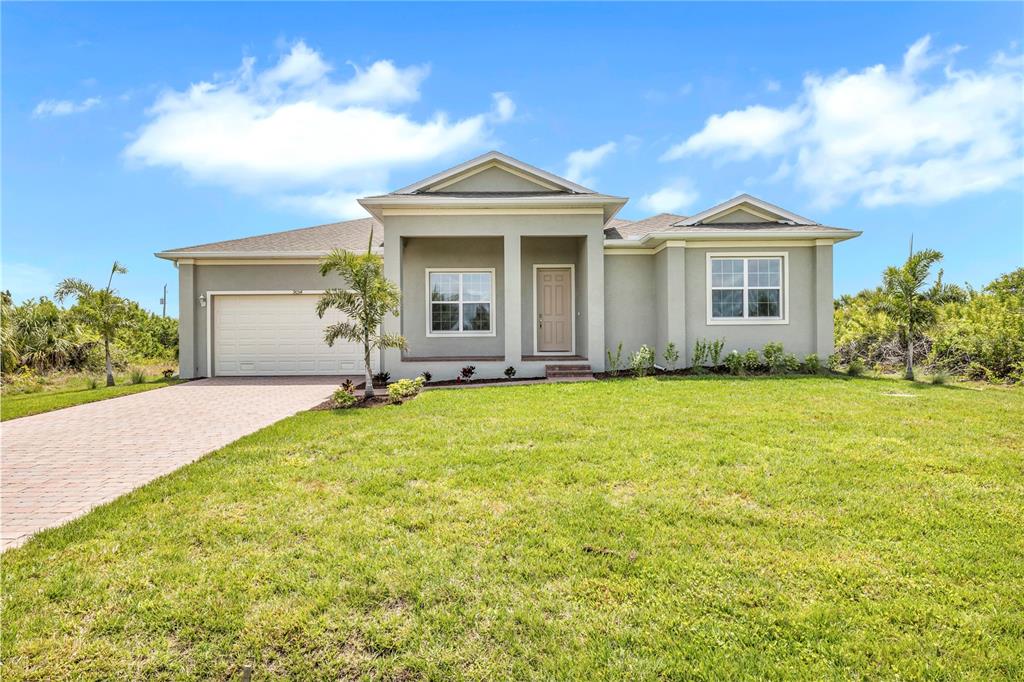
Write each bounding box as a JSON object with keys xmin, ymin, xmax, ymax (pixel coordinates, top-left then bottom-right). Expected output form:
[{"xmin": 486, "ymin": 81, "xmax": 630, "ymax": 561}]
[{"xmin": 1, "ymin": 376, "xmax": 344, "ymax": 550}]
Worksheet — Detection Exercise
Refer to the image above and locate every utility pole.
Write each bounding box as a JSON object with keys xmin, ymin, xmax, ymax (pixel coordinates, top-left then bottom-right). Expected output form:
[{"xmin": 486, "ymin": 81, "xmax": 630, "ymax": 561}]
[{"xmin": 160, "ymin": 284, "xmax": 167, "ymax": 318}]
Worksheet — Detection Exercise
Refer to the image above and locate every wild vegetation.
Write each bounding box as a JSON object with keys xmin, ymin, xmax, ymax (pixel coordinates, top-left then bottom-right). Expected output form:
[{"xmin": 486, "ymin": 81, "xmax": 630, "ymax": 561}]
[{"xmin": 835, "ymin": 260, "xmax": 1023, "ymax": 382}]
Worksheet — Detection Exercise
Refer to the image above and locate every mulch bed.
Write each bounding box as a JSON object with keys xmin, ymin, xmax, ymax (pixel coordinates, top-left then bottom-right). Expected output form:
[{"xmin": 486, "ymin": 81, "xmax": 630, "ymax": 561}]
[
  {"xmin": 424, "ymin": 375, "xmax": 542, "ymax": 388},
  {"xmin": 311, "ymin": 395, "xmax": 391, "ymax": 411}
]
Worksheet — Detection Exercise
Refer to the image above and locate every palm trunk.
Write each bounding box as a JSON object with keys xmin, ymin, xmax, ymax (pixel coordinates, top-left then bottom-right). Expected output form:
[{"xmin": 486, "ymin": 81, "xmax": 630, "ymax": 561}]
[
  {"xmin": 904, "ymin": 323, "xmax": 914, "ymax": 380},
  {"xmin": 363, "ymin": 340, "xmax": 374, "ymax": 399},
  {"xmin": 104, "ymin": 337, "xmax": 114, "ymax": 387}
]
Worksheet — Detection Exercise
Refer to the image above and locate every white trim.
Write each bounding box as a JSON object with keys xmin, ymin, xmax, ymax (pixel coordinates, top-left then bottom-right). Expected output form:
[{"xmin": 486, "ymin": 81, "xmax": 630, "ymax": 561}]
[
  {"xmin": 204, "ymin": 289, "xmax": 329, "ymax": 377},
  {"xmin": 424, "ymin": 268, "xmax": 498, "ymax": 338},
  {"xmin": 532, "ymin": 264, "xmax": 576, "ymax": 355},
  {"xmin": 705, "ymin": 253, "xmax": 790, "ymax": 326},
  {"xmin": 604, "ymin": 239, "xmax": 824, "ymax": 254},
  {"xmin": 393, "ymin": 151, "xmax": 596, "ymax": 195},
  {"xmin": 156, "ymin": 250, "xmax": 382, "ymax": 261},
  {"xmin": 704, "ymin": 204, "xmax": 781, "ymax": 224},
  {"xmin": 428, "ymin": 160, "xmax": 563, "ymax": 192},
  {"xmin": 676, "ymin": 194, "xmax": 818, "ymax": 227},
  {"xmin": 381, "ymin": 207, "xmax": 604, "ymax": 216}
]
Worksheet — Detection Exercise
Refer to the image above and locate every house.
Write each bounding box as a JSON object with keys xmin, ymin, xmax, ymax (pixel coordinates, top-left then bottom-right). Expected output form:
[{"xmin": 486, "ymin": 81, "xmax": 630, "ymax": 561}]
[{"xmin": 157, "ymin": 151, "xmax": 860, "ymax": 380}]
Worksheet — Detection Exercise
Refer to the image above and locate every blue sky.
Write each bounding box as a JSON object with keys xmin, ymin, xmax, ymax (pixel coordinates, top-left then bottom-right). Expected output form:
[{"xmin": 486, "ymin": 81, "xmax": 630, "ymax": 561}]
[{"xmin": 3, "ymin": 2, "xmax": 1022, "ymax": 313}]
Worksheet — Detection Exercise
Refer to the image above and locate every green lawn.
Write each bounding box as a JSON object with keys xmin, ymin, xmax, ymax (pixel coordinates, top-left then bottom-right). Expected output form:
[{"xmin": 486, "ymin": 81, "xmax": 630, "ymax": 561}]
[
  {"xmin": 2, "ymin": 376, "xmax": 1022, "ymax": 679},
  {"xmin": 1, "ymin": 376, "xmax": 183, "ymax": 420}
]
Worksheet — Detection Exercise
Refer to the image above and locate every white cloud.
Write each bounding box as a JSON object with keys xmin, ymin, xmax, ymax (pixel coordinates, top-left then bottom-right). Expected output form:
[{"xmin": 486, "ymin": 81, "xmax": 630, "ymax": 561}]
[
  {"xmin": 662, "ymin": 36, "xmax": 1024, "ymax": 208},
  {"xmin": 124, "ymin": 41, "xmax": 514, "ymax": 217},
  {"xmin": 662, "ymin": 105, "xmax": 806, "ymax": 161},
  {"xmin": 564, "ymin": 141, "xmax": 616, "ymax": 186},
  {"xmin": 33, "ymin": 97, "xmax": 101, "ymax": 117},
  {"xmin": 1, "ymin": 262, "xmax": 57, "ymax": 302},
  {"xmin": 640, "ymin": 180, "xmax": 699, "ymax": 214},
  {"xmin": 765, "ymin": 79, "xmax": 781, "ymax": 93}
]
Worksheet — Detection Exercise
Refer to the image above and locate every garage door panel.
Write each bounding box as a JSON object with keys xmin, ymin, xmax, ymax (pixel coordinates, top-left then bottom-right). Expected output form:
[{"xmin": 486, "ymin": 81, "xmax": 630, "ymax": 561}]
[{"xmin": 213, "ymin": 294, "xmax": 375, "ymax": 376}]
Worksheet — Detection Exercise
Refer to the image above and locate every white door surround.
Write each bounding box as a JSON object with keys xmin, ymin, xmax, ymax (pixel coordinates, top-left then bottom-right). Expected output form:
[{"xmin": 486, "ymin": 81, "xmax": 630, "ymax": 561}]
[{"xmin": 533, "ymin": 264, "xmax": 576, "ymax": 355}]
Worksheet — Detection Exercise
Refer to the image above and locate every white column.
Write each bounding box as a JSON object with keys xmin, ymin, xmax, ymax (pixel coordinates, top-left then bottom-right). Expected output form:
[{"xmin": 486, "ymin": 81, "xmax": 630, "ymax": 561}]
[
  {"xmin": 586, "ymin": 233, "xmax": 606, "ymax": 369},
  {"xmin": 503, "ymin": 233, "xmax": 522, "ymax": 365},
  {"xmin": 815, "ymin": 242, "xmax": 834, "ymax": 358},
  {"xmin": 177, "ymin": 261, "xmax": 196, "ymax": 378},
  {"xmin": 382, "ymin": 228, "xmax": 403, "ymax": 373}
]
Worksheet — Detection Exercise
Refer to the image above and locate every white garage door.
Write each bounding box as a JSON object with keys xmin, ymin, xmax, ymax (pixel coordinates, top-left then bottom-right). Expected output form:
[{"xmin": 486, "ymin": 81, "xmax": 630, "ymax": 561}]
[{"xmin": 213, "ymin": 294, "xmax": 375, "ymax": 376}]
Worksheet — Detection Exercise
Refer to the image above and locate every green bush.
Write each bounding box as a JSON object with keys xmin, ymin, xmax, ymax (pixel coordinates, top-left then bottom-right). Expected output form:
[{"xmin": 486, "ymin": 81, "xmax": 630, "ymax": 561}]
[
  {"xmin": 930, "ymin": 369, "xmax": 950, "ymax": 385},
  {"xmin": 762, "ymin": 342, "xmax": 785, "ymax": 374},
  {"xmin": 332, "ymin": 387, "xmax": 358, "ymax": 408},
  {"xmin": 606, "ymin": 342, "xmax": 623, "ymax": 376},
  {"xmin": 692, "ymin": 339, "xmax": 708, "ymax": 367},
  {"xmin": 725, "ymin": 351, "xmax": 744, "ymax": 376},
  {"xmin": 87, "ymin": 375, "xmax": 100, "ymax": 390},
  {"xmin": 847, "ymin": 359, "xmax": 866, "ymax": 377},
  {"xmin": 663, "ymin": 342, "xmax": 679, "ymax": 370},
  {"xmin": 631, "ymin": 345, "xmax": 655, "ymax": 377},
  {"xmin": 803, "ymin": 354, "xmax": 821, "ymax": 374},
  {"xmin": 742, "ymin": 349, "xmax": 761, "ymax": 372},
  {"xmin": 783, "ymin": 353, "xmax": 801, "ymax": 373},
  {"xmin": 387, "ymin": 377, "xmax": 425, "ymax": 404},
  {"xmin": 928, "ymin": 293, "xmax": 1024, "ymax": 382},
  {"xmin": 129, "ymin": 367, "xmax": 146, "ymax": 384},
  {"xmin": 708, "ymin": 339, "xmax": 725, "ymax": 367}
]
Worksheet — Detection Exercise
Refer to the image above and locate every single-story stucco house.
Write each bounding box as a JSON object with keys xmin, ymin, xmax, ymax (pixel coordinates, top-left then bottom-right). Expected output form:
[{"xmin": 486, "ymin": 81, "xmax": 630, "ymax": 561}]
[{"xmin": 157, "ymin": 151, "xmax": 861, "ymax": 381}]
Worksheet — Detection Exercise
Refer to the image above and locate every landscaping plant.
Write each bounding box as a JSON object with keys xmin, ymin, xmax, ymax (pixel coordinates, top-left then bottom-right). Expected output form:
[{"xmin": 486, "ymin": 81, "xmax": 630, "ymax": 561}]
[
  {"xmin": 708, "ymin": 338, "xmax": 725, "ymax": 368},
  {"xmin": 803, "ymin": 353, "xmax": 821, "ymax": 374},
  {"xmin": 606, "ymin": 342, "xmax": 623, "ymax": 376},
  {"xmin": 663, "ymin": 342, "xmax": 679, "ymax": 371},
  {"xmin": 725, "ymin": 350, "xmax": 744, "ymax": 375},
  {"xmin": 129, "ymin": 367, "xmax": 146, "ymax": 385},
  {"xmin": 332, "ymin": 386, "xmax": 358, "ymax": 408},
  {"xmin": 504, "ymin": 366, "xmax": 516, "ymax": 379},
  {"xmin": 420, "ymin": 371, "xmax": 432, "ymax": 383},
  {"xmin": 372, "ymin": 371, "xmax": 391, "ymax": 387},
  {"xmin": 317, "ymin": 235, "xmax": 406, "ymax": 398},
  {"xmin": 847, "ymin": 358, "xmax": 866, "ymax": 376},
  {"xmin": 54, "ymin": 261, "xmax": 133, "ymax": 386},
  {"xmin": 460, "ymin": 365, "xmax": 476, "ymax": 381},
  {"xmin": 691, "ymin": 339, "xmax": 708, "ymax": 368},
  {"xmin": 630, "ymin": 344, "xmax": 655, "ymax": 377},
  {"xmin": 762, "ymin": 342, "xmax": 785, "ymax": 374},
  {"xmin": 782, "ymin": 353, "xmax": 801, "ymax": 374},
  {"xmin": 387, "ymin": 377, "xmax": 426, "ymax": 404},
  {"xmin": 742, "ymin": 349, "xmax": 761, "ymax": 372}
]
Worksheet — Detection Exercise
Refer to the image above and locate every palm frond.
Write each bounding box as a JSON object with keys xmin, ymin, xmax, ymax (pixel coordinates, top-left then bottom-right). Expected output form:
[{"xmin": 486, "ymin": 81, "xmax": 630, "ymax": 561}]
[{"xmin": 323, "ymin": 321, "xmax": 363, "ymax": 347}]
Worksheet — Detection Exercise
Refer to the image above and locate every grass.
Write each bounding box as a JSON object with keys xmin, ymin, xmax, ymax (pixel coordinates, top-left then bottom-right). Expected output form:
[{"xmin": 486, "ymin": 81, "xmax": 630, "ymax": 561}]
[
  {"xmin": 1, "ymin": 374, "xmax": 182, "ymax": 420},
  {"xmin": 2, "ymin": 376, "xmax": 1022, "ymax": 679}
]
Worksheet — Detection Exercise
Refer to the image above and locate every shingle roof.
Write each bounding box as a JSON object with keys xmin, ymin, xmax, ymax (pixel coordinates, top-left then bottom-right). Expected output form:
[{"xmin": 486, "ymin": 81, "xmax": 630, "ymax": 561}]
[
  {"xmin": 159, "ymin": 217, "xmax": 381, "ymax": 256},
  {"xmin": 604, "ymin": 213, "xmax": 688, "ymax": 240}
]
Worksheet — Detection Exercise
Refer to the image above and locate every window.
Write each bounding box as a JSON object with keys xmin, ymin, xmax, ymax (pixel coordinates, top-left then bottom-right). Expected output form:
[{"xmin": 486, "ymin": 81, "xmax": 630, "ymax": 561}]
[
  {"xmin": 427, "ymin": 270, "xmax": 494, "ymax": 335},
  {"xmin": 709, "ymin": 255, "xmax": 785, "ymax": 322}
]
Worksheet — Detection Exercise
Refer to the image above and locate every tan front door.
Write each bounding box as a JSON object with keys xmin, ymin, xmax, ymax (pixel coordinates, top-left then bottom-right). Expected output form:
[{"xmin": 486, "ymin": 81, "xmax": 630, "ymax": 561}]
[{"xmin": 536, "ymin": 267, "xmax": 573, "ymax": 353}]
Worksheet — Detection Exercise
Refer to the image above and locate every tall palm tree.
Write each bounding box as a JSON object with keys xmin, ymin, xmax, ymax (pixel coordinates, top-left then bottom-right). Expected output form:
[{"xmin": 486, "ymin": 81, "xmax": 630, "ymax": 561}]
[
  {"xmin": 880, "ymin": 247, "xmax": 963, "ymax": 380},
  {"xmin": 55, "ymin": 262, "xmax": 132, "ymax": 386},
  {"xmin": 316, "ymin": 235, "xmax": 406, "ymax": 398}
]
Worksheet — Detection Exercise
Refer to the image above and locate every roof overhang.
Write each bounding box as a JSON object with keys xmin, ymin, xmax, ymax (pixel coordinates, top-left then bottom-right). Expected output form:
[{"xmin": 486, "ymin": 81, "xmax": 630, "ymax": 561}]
[
  {"xmin": 155, "ymin": 249, "xmax": 383, "ymax": 262},
  {"xmin": 358, "ymin": 193, "xmax": 628, "ymax": 224},
  {"xmin": 603, "ymin": 229, "xmax": 862, "ymax": 248}
]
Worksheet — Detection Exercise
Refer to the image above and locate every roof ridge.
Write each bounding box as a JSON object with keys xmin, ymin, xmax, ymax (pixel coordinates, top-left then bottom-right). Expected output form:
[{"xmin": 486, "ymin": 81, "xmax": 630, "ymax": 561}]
[{"xmin": 161, "ymin": 216, "xmax": 377, "ymax": 253}]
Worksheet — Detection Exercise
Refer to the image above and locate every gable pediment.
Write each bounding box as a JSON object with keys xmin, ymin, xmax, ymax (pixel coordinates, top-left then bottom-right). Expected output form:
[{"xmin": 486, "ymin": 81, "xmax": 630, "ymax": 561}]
[
  {"xmin": 393, "ymin": 151, "xmax": 595, "ymax": 195},
  {"xmin": 675, "ymin": 194, "xmax": 818, "ymax": 227}
]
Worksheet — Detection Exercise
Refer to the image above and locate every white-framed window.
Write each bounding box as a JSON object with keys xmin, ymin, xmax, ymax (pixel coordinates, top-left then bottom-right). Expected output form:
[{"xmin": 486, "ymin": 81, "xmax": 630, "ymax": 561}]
[
  {"xmin": 426, "ymin": 269, "xmax": 496, "ymax": 336},
  {"xmin": 706, "ymin": 254, "xmax": 788, "ymax": 324}
]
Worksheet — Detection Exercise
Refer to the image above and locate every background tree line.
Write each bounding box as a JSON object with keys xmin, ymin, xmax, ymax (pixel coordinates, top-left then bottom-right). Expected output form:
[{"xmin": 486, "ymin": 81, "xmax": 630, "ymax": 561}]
[
  {"xmin": 835, "ymin": 254, "xmax": 1023, "ymax": 383},
  {"xmin": 1, "ymin": 262, "xmax": 177, "ymax": 381}
]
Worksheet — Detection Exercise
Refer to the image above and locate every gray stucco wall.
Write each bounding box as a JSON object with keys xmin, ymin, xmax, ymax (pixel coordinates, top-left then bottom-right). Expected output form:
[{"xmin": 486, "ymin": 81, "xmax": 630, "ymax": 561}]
[
  {"xmin": 604, "ymin": 256, "xmax": 656, "ymax": 360},
  {"xmin": 185, "ymin": 264, "xmax": 348, "ymax": 377},
  {"xmin": 684, "ymin": 246, "xmax": 821, "ymax": 360},
  {"xmin": 400, "ymin": 237, "xmax": 504, "ymax": 358},
  {"xmin": 440, "ymin": 166, "xmax": 552, "ymax": 193}
]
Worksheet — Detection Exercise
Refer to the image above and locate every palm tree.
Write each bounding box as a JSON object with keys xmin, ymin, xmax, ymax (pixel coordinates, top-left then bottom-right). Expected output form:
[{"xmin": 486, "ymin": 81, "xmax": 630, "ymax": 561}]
[
  {"xmin": 316, "ymin": 236, "xmax": 406, "ymax": 398},
  {"xmin": 55, "ymin": 262, "xmax": 132, "ymax": 386},
  {"xmin": 880, "ymin": 247, "xmax": 963, "ymax": 380}
]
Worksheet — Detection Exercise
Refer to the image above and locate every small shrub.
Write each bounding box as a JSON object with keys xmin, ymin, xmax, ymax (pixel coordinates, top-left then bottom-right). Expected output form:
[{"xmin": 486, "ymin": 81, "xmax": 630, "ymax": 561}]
[
  {"xmin": 129, "ymin": 367, "xmax": 147, "ymax": 384},
  {"xmin": 388, "ymin": 377, "xmax": 425, "ymax": 404},
  {"xmin": 742, "ymin": 349, "xmax": 761, "ymax": 372},
  {"xmin": 161, "ymin": 368, "xmax": 174, "ymax": 379},
  {"xmin": 630, "ymin": 345, "xmax": 655, "ymax": 377},
  {"xmin": 420, "ymin": 371, "xmax": 432, "ymax": 383},
  {"xmin": 460, "ymin": 365, "xmax": 476, "ymax": 381},
  {"xmin": 828, "ymin": 353, "xmax": 842, "ymax": 372},
  {"xmin": 332, "ymin": 387, "xmax": 358, "ymax": 408},
  {"xmin": 782, "ymin": 353, "xmax": 801, "ymax": 373},
  {"xmin": 803, "ymin": 354, "xmax": 821, "ymax": 374},
  {"xmin": 847, "ymin": 359, "xmax": 866, "ymax": 376},
  {"xmin": 725, "ymin": 350, "xmax": 744, "ymax": 375},
  {"xmin": 504, "ymin": 366, "xmax": 516, "ymax": 379},
  {"xmin": 663, "ymin": 342, "xmax": 679, "ymax": 371},
  {"xmin": 87, "ymin": 376, "xmax": 100, "ymax": 390},
  {"xmin": 762, "ymin": 342, "xmax": 785, "ymax": 374},
  {"xmin": 606, "ymin": 343, "xmax": 624, "ymax": 376},
  {"xmin": 692, "ymin": 339, "xmax": 708, "ymax": 367},
  {"xmin": 372, "ymin": 371, "xmax": 391, "ymax": 386},
  {"xmin": 708, "ymin": 339, "xmax": 725, "ymax": 368},
  {"xmin": 930, "ymin": 369, "xmax": 950, "ymax": 385},
  {"xmin": 341, "ymin": 378, "xmax": 355, "ymax": 393}
]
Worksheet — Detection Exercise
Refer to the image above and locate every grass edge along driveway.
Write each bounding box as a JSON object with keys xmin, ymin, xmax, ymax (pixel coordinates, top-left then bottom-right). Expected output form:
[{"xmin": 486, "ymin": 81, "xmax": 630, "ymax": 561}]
[
  {"xmin": 2, "ymin": 375, "xmax": 1021, "ymax": 679},
  {"xmin": 1, "ymin": 377, "xmax": 183, "ymax": 421}
]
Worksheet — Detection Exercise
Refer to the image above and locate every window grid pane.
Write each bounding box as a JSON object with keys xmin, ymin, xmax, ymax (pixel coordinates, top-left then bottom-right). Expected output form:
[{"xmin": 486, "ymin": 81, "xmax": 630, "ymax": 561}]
[
  {"xmin": 712, "ymin": 289, "xmax": 744, "ymax": 318},
  {"xmin": 428, "ymin": 271, "xmax": 493, "ymax": 333},
  {"xmin": 431, "ymin": 303, "xmax": 460, "ymax": 331},
  {"xmin": 711, "ymin": 259, "xmax": 744, "ymax": 288},
  {"xmin": 710, "ymin": 257, "xmax": 784, "ymax": 320},
  {"xmin": 430, "ymin": 273, "xmax": 460, "ymax": 302},
  {"xmin": 462, "ymin": 303, "xmax": 491, "ymax": 331},
  {"xmin": 748, "ymin": 288, "xmax": 781, "ymax": 318}
]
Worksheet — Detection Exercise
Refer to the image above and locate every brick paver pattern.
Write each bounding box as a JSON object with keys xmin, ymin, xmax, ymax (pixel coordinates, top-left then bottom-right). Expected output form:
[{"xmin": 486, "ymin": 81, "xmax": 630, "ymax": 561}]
[{"xmin": 1, "ymin": 376, "xmax": 343, "ymax": 550}]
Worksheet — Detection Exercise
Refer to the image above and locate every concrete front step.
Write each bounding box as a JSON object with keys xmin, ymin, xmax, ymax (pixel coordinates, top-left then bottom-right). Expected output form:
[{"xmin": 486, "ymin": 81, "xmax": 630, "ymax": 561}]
[{"xmin": 545, "ymin": 363, "xmax": 593, "ymax": 379}]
